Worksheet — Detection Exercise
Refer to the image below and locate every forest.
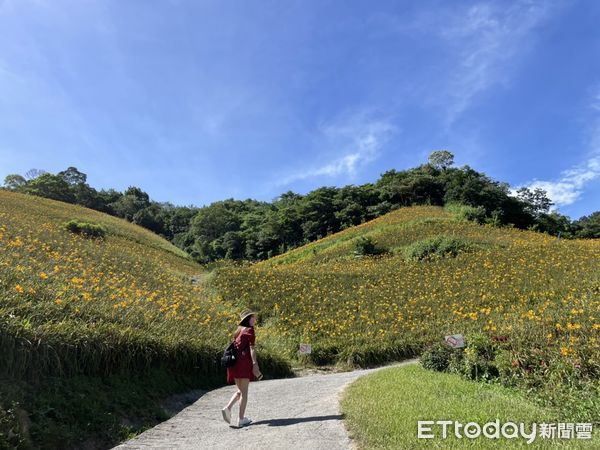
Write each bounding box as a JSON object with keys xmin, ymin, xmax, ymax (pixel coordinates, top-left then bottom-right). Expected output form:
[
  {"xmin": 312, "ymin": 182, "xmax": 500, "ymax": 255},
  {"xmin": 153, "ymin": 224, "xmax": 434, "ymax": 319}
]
[{"xmin": 3, "ymin": 151, "xmax": 599, "ymax": 263}]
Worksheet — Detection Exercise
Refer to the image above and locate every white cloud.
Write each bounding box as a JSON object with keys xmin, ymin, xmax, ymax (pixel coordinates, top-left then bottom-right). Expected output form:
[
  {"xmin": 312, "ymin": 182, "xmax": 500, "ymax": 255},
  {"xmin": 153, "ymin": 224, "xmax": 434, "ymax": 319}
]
[
  {"xmin": 517, "ymin": 87, "xmax": 600, "ymax": 208},
  {"xmin": 276, "ymin": 112, "xmax": 397, "ymax": 186}
]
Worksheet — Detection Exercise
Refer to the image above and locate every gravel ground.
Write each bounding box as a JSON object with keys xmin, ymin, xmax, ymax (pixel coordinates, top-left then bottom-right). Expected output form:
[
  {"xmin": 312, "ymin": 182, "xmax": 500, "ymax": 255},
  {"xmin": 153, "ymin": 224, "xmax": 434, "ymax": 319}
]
[{"xmin": 113, "ymin": 359, "xmax": 418, "ymax": 450}]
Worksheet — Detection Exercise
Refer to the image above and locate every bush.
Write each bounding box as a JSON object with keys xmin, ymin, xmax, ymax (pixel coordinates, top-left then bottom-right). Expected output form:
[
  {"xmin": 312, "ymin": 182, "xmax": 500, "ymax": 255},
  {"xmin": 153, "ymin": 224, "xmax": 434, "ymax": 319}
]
[
  {"xmin": 421, "ymin": 334, "xmax": 501, "ymax": 382},
  {"xmin": 420, "ymin": 341, "xmax": 454, "ymax": 372},
  {"xmin": 353, "ymin": 237, "xmax": 387, "ymax": 257},
  {"xmin": 445, "ymin": 203, "xmax": 487, "ymax": 224},
  {"xmin": 308, "ymin": 344, "xmax": 340, "ymax": 365},
  {"xmin": 459, "ymin": 333, "xmax": 499, "ymax": 381},
  {"xmin": 63, "ymin": 219, "xmax": 107, "ymax": 238},
  {"xmin": 403, "ymin": 235, "xmax": 473, "ymax": 261}
]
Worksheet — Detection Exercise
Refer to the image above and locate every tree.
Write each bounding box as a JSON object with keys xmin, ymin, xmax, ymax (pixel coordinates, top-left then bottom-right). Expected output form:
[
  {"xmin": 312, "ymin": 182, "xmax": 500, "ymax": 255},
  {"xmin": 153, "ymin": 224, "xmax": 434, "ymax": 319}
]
[
  {"xmin": 574, "ymin": 211, "xmax": 600, "ymax": 238},
  {"xmin": 58, "ymin": 167, "xmax": 87, "ymax": 185},
  {"xmin": 299, "ymin": 187, "xmax": 339, "ymax": 241},
  {"xmin": 24, "ymin": 168, "xmax": 47, "ymax": 180},
  {"xmin": 109, "ymin": 186, "xmax": 151, "ymax": 220},
  {"xmin": 71, "ymin": 183, "xmax": 102, "ymax": 209},
  {"xmin": 516, "ymin": 187, "xmax": 553, "ymax": 218},
  {"xmin": 189, "ymin": 202, "xmax": 242, "ymax": 242},
  {"xmin": 3, "ymin": 174, "xmax": 27, "ymax": 190},
  {"xmin": 21, "ymin": 173, "xmax": 75, "ymax": 203},
  {"xmin": 133, "ymin": 204, "xmax": 167, "ymax": 235},
  {"xmin": 428, "ymin": 150, "xmax": 455, "ymax": 170},
  {"xmin": 221, "ymin": 231, "xmax": 246, "ymax": 259},
  {"xmin": 96, "ymin": 189, "xmax": 122, "ymax": 214},
  {"xmin": 535, "ymin": 212, "xmax": 574, "ymax": 237}
]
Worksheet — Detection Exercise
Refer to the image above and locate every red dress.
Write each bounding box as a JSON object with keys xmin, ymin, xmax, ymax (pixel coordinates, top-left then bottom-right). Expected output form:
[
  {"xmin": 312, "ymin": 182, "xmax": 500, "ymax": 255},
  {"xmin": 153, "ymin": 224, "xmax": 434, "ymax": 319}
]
[{"xmin": 226, "ymin": 326, "xmax": 256, "ymax": 384}]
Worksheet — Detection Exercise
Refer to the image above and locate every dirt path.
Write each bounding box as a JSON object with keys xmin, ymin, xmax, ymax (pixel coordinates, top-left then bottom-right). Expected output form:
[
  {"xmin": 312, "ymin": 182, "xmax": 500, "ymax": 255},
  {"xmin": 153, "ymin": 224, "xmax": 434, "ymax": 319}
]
[{"xmin": 113, "ymin": 359, "xmax": 418, "ymax": 449}]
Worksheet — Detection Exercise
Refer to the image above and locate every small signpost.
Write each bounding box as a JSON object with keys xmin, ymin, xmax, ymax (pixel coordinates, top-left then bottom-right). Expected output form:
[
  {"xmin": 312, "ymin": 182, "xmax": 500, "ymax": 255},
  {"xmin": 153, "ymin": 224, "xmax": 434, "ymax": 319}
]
[
  {"xmin": 444, "ymin": 334, "xmax": 465, "ymax": 348},
  {"xmin": 299, "ymin": 343, "xmax": 312, "ymax": 354}
]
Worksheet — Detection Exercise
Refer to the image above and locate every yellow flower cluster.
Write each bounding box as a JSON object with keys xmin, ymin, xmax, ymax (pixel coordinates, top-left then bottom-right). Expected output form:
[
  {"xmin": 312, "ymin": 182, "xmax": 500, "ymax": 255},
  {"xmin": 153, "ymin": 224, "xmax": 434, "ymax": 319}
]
[
  {"xmin": 0, "ymin": 191, "xmax": 239, "ymax": 351},
  {"xmin": 215, "ymin": 206, "xmax": 600, "ymax": 364}
]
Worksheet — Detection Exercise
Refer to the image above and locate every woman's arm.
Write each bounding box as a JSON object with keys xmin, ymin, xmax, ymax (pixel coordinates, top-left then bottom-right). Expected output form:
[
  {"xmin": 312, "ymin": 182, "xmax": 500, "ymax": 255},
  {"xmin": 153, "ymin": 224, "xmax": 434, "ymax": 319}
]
[{"xmin": 250, "ymin": 345, "xmax": 262, "ymax": 378}]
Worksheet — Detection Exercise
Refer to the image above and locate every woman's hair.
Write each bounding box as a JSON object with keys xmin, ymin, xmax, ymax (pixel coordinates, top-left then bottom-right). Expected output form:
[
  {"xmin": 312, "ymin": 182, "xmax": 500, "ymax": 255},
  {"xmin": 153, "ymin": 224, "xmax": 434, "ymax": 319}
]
[{"xmin": 233, "ymin": 314, "xmax": 254, "ymax": 339}]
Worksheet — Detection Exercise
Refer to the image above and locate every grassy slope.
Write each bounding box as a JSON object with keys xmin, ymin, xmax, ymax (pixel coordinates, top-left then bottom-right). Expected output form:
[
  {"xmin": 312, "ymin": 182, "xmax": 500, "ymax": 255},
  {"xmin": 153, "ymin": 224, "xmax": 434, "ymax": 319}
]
[
  {"xmin": 0, "ymin": 190, "xmax": 291, "ymax": 449},
  {"xmin": 1, "ymin": 192, "xmax": 598, "ymax": 446},
  {"xmin": 212, "ymin": 205, "xmax": 599, "ymax": 418},
  {"xmin": 340, "ymin": 364, "xmax": 598, "ymax": 449}
]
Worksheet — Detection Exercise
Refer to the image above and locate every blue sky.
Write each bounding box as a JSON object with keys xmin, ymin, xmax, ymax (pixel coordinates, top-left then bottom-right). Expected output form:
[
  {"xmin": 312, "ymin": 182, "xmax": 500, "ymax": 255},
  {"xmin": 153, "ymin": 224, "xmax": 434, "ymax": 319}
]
[{"xmin": 1, "ymin": 0, "xmax": 599, "ymax": 219}]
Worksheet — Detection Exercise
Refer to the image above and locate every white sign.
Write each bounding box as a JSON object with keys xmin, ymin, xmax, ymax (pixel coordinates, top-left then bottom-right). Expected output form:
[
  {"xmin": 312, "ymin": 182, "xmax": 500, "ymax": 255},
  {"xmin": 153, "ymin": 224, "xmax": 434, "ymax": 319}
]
[
  {"xmin": 299, "ymin": 344, "xmax": 312, "ymax": 354},
  {"xmin": 444, "ymin": 334, "xmax": 465, "ymax": 348}
]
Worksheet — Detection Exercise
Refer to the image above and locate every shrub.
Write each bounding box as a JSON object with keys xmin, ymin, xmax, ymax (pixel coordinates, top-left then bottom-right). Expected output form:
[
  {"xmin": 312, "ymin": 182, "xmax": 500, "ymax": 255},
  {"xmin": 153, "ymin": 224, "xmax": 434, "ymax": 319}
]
[
  {"xmin": 63, "ymin": 219, "xmax": 107, "ymax": 238},
  {"xmin": 353, "ymin": 236, "xmax": 387, "ymax": 257},
  {"xmin": 445, "ymin": 203, "xmax": 486, "ymax": 224},
  {"xmin": 421, "ymin": 334, "xmax": 501, "ymax": 382},
  {"xmin": 308, "ymin": 344, "xmax": 340, "ymax": 365},
  {"xmin": 403, "ymin": 235, "xmax": 473, "ymax": 261},
  {"xmin": 420, "ymin": 341, "xmax": 454, "ymax": 372},
  {"xmin": 459, "ymin": 333, "xmax": 499, "ymax": 381}
]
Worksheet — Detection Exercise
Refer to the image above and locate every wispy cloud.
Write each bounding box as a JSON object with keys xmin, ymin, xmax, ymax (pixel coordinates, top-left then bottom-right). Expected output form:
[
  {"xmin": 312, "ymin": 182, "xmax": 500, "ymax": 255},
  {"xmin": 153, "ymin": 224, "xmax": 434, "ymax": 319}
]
[
  {"xmin": 437, "ymin": 0, "xmax": 558, "ymax": 126},
  {"xmin": 518, "ymin": 84, "xmax": 600, "ymax": 207},
  {"xmin": 367, "ymin": 1, "xmax": 560, "ymax": 127},
  {"xmin": 275, "ymin": 111, "xmax": 397, "ymax": 186}
]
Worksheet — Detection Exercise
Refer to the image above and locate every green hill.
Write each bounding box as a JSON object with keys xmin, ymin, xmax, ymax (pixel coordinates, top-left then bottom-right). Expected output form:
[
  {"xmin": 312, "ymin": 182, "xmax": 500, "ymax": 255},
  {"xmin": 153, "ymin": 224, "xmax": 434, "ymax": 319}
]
[
  {"xmin": 1, "ymin": 191, "xmax": 598, "ymax": 447},
  {"xmin": 0, "ymin": 190, "xmax": 290, "ymax": 448},
  {"xmin": 212, "ymin": 204, "xmax": 600, "ymax": 421}
]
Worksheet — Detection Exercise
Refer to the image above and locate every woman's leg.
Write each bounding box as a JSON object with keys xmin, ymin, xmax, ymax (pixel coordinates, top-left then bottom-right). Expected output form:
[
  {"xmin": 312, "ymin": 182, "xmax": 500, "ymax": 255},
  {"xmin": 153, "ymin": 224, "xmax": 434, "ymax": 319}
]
[
  {"xmin": 225, "ymin": 379, "xmax": 242, "ymax": 410},
  {"xmin": 237, "ymin": 378, "xmax": 250, "ymax": 419}
]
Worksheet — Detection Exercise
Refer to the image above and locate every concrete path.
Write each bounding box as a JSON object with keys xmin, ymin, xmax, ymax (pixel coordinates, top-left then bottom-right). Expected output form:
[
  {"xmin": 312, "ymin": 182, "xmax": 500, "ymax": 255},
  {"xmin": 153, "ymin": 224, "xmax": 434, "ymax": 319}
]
[{"xmin": 113, "ymin": 359, "xmax": 418, "ymax": 450}]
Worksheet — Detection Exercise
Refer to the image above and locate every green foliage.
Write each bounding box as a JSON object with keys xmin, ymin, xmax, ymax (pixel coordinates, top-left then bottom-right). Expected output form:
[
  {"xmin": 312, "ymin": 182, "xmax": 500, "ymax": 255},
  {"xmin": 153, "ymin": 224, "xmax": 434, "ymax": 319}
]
[
  {"xmin": 516, "ymin": 187, "xmax": 553, "ymax": 218},
  {"xmin": 427, "ymin": 149, "xmax": 454, "ymax": 170},
  {"xmin": 21, "ymin": 173, "xmax": 75, "ymax": 203},
  {"xmin": 444, "ymin": 202, "xmax": 487, "ymax": 223},
  {"xmin": 353, "ymin": 236, "xmax": 387, "ymax": 257},
  {"xmin": 420, "ymin": 341, "xmax": 454, "ymax": 372},
  {"xmin": 63, "ymin": 219, "xmax": 107, "ymax": 238},
  {"xmin": 421, "ymin": 333, "xmax": 501, "ymax": 381},
  {"xmin": 2, "ymin": 174, "xmax": 27, "ymax": 191},
  {"xmin": 402, "ymin": 235, "xmax": 474, "ymax": 261},
  {"xmin": 459, "ymin": 332, "xmax": 500, "ymax": 381},
  {"xmin": 109, "ymin": 186, "xmax": 151, "ymax": 221},
  {"xmin": 574, "ymin": 211, "xmax": 600, "ymax": 238},
  {"xmin": 6, "ymin": 157, "xmax": 597, "ymax": 268}
]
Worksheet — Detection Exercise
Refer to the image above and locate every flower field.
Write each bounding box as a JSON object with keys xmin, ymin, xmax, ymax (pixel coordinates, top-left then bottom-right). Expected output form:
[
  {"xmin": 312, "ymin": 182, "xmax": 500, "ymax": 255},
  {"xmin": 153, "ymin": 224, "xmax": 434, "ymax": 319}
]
[
  {"xmin": 1, "ymin": 189, "xmax": 598, "ymax": 445},
  {"xmin": 212, "ymin": 205, "xmax": 600, "ymax": 420},
  {"xmin": 0, "ymin": 190, "xmax": 292, "ymax": 384}
]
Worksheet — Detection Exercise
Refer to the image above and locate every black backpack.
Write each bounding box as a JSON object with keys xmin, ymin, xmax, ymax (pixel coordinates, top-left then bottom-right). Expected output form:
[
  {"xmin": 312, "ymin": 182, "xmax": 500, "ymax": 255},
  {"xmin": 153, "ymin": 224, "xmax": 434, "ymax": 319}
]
[{"xmin": 221, "ymin": 340, "xmax": 238, "ymax": 368}]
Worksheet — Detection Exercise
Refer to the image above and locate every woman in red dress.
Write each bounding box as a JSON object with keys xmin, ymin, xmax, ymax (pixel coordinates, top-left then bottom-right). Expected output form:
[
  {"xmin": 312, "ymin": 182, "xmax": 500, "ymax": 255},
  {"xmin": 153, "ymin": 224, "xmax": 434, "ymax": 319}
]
[{"xmin": 221, "ymin": 309, "xmax": 262, "ymax": 428}]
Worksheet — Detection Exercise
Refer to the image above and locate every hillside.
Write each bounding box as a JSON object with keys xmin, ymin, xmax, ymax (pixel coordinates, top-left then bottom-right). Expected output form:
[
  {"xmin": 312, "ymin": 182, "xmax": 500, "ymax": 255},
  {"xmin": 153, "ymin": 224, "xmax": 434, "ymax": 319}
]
[
  {"xmin": 0, "ymin": 190, "xmax": 291, "ymax": 448},
  {"xmin": 0, "ymin": 189, "xmax": 232, "ymax": 355},
  {"xmin": 1, "ymin": 192, "xmax": 598, "ymax": 447},
  {"xmin": 212, "ymin": 205, "xmax": 600, "ymax": 419}
]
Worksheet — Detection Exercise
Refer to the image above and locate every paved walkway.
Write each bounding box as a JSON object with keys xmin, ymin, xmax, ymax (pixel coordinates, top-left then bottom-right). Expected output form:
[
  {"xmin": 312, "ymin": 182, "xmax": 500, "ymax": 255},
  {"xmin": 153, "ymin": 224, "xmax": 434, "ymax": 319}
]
[{"xmin": 113, "ymin": 359, "xmax": 418, "ymax": 450}]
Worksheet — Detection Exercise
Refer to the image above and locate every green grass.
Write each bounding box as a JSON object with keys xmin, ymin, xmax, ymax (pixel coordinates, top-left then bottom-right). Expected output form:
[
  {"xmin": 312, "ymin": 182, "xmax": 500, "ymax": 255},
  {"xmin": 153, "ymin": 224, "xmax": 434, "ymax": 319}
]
[{"xmin": 340, "ymin": 364, "xmax": 598, "ymax": 449}]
